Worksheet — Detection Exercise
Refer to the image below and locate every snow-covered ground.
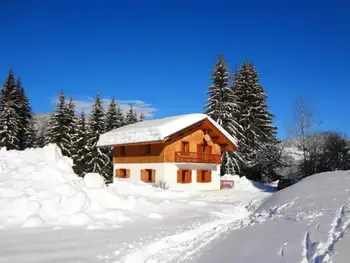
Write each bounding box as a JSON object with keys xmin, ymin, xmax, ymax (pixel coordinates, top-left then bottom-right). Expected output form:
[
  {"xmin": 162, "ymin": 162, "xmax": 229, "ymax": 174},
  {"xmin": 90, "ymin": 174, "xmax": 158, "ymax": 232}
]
[
  {"xmin": 0, "ymin": 144, "xmax": 272, "ymax": 262},
  {"xmin": 192, "ymin": 170, "xmax": 350, "ymax": 263},
  {"xmin": 4, "ymin": 144, "xmax": 348, "ymax": 262}
]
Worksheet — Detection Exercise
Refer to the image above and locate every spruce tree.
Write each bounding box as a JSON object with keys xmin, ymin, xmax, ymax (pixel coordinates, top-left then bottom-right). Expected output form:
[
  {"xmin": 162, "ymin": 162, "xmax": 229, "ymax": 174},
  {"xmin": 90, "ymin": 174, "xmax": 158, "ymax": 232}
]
[
  {"xmin": 105, "ymin": 97, "xmax": 124, "ymax": 131},
  {"xmin": 46, "ymin": 90, "xmax": 71, "ymax": 156},
  {"xmin": 204, "ymin": 55, "xmax": 243, "ymax": 175},
  {"xmin": 0, "ymin": 69, "xmax": 21, "ymax": 150},
  {"xmin": 85, "ymin": 93, "xmax": 111, "ymax": 178},
  {"xmin": 139, "ymin": 113, "xmax": 145, "ymax": 122},
  {"xmin": 72, "ymin": 110, "xmax": 90, "ymax": 176},
  {"xmin": 37, "ymin": 125, "xmax": 46, "ymax": 148},
  {"xmin": 66, "ymin": 97, "xmax": 79, "ymax": 158},
  {"xmin": 16, "ymin": 78, "xmax": 37, "ymax": 149},
  {"xmin": 125, "ymin": 106, "xmax": 138, "ymax": 125},
  {"xmin": 232, "ymin": 62, "xmax": 278, "ymax": 180}
]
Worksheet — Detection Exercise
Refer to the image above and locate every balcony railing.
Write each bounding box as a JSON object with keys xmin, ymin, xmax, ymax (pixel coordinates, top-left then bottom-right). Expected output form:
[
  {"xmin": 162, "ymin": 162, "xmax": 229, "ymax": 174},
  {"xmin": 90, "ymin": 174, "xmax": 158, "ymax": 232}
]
[{"xmin": 175, "ymin": 151, "xmax": 221, "ymax": 164}]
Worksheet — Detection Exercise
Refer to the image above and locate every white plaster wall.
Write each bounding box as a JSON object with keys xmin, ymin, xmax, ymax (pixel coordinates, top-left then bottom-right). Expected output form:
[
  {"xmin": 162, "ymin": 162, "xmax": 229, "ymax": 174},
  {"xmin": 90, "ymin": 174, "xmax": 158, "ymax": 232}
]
[
  {"xmin": 114, "ymin": 163, "xmax": 166, "ymax": 183},
  {"xmin": 163, "ymin": 163, "xmax": 221, "ymax": 191},
  {"xmin": 114, "ymin": 163, "xmax": 221, "ymax": 191}
]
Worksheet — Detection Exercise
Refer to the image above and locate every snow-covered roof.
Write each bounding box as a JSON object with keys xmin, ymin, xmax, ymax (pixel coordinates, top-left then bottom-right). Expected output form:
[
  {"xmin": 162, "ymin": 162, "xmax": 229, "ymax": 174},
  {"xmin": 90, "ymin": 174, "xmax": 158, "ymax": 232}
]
[{"xmin": 97, "ymin": 113, "xmax": 237, "ymax": 147}]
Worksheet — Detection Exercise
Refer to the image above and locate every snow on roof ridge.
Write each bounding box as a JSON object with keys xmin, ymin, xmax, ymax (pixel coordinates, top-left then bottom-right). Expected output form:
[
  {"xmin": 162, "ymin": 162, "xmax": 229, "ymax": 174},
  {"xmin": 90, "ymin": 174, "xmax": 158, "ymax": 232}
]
[{"xmin": 97, "ymin": 113, "xmax": 237, "ymax": 147}]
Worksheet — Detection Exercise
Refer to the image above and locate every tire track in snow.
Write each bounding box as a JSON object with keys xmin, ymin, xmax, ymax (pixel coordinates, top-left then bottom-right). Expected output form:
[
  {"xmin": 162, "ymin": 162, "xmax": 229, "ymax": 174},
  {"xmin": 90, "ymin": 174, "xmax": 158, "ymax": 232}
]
[{"xmin": 301, "ymin": 203, "xmax": 350, "ymax": 263}]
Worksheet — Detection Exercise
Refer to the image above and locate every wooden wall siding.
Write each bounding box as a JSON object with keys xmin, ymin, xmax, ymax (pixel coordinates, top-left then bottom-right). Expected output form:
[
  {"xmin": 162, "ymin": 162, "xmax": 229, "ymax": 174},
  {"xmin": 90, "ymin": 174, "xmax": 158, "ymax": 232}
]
[
  {"xmin": 114, "ymin": 143, "xmax": 165, "ymax": 163},
  {"xmin": 113, "ymin": 119, "xmax": 235, "ymax": 164},
  {"xmin": 164, "ymin": 128, "xmax": 221, "ymax": 162}
]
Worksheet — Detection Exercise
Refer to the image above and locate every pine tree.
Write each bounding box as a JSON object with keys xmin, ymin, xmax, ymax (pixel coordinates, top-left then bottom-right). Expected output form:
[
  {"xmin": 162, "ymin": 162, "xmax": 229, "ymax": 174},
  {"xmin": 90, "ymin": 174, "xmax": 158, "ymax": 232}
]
[
  {"xmin": 0, "ymin": 69, "xmax": 21, "ymax": 150},
  {"xmin": 105, "ymin": 97, "xmax": 124, "ymax": 131},
  {"xmin": 205, "ymin": 55, "xmax": 243, "ymax": 138},
  {"xmin": 46, "ymin": 90, "xmax": 71, "ymax": 156},
  {"xmin": 72, "ymin": 110, "xmax": 90, "ymax": 176},
  {"xmin": 125, "ymin": 106, "xmax": 138, "ymax": 125},
  {"xmin": 139, "ymin": 113, "xmax": 145, "ymax": 122},
  {"xmin": 16, "ymin": 78, "xmax": 37, "ymax": 149},
  {"xmin": 204, "ymin": 55, "xmax": 243, "ymax": 175},
  {"xmin": 37, "ymin": 125, "xmax": 46, "ymax": 148},
  {"xmin": 232, "ymin": 62, "xmax": 278, "ymax": 180},
  {"xmin": 85, "ymin": 93, "xmax": 111, "ymax": 178},
  {"xmin": 65, "ymin": 97, "xmax": 79, "ymax": 158}
]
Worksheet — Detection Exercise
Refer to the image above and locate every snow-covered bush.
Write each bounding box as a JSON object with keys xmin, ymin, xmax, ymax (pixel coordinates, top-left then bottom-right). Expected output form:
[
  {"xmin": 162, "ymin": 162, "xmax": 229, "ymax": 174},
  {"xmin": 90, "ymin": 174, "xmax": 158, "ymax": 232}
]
[{"xmin": 155, "ymin": 180, "xmax": 169, "ymax": 190}]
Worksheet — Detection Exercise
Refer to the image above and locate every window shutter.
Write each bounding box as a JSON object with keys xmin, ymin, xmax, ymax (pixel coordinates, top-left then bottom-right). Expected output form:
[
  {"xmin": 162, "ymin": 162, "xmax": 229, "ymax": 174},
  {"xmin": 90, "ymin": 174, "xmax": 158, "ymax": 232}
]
[
  {"xmin": 115, "ymin": 169, "xmax": 119, "ymax": 178},
  {"xmin": 197, "ymin": 170, "xmax": 202, "ymax": 183},
  {"xmin": 177, "ymin": 170, "xmax": 182, "ymax": 183},
  {"xmin": 126, "ymin": 169, "xmax": 130, "ymax": 178},
  {"xmin": 140, "ymin": 170, "xmax": 145, "ymax": 182},
  {"xmin": 208, "ymin": 170, "xmax": 212, "ymax": 182},
  {"xmin": 151, "ymin": 170, "xmax": 156, "ymax": 183},
  {"xmin": 188, "ymin": 170, "xmax": 192, "ymax": 183}
]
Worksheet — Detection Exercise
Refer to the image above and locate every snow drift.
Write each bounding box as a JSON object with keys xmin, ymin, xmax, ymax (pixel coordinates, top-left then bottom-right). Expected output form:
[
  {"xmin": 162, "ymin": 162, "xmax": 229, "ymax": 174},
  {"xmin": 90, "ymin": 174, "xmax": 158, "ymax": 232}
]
[
  {"xmin": 193, "ymin": 170, "xmax": 350, "ymax": 263},
  {"xmin": 221, "ymin": 174, "xmax": 276, "ymax": 192},
  {"xmin": 0, "ymin": 144, "xmax": 183, "ymax": 229}
]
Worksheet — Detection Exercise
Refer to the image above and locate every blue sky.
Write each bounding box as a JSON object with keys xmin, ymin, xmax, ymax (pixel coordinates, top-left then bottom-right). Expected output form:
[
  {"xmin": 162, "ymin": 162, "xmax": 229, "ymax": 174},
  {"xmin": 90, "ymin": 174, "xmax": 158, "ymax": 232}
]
[{"xmin": 1, "ymin": 0, "xmax": 349, "ymax": 138}]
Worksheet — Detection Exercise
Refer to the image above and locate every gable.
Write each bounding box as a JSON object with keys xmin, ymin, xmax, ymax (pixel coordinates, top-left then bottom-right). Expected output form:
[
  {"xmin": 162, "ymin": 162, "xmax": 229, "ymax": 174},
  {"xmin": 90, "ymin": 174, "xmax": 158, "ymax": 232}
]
[{"xmin": 164, "ymin": 119, "xmax": 237, "ymax": 152}]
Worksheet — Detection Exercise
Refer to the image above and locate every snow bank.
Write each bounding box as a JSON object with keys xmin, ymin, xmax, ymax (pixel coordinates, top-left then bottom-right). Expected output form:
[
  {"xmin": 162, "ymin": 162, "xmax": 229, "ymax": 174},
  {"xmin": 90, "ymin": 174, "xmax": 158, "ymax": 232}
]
[
  {"xmin": 109, "ymin": 179, "xmax": 189, "ymax": 199},
  {"xmin": 194, "ymin": 170, "xmax": 350, "ymax": 263},
  {"xmin": 0, "ymin": 144, "xmax": 179, "ymax": 229},
  {"xmin": 222, "ymin": 175, "xmax": 275, "ymax": 192}
]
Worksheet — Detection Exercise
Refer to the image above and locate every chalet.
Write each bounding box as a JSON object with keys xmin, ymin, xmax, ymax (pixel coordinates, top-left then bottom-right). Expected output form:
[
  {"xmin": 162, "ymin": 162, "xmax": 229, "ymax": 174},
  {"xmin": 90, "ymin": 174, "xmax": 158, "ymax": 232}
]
[{"xmin": 97, "ymin": 113, "xmax": 237, "ymax": 191}]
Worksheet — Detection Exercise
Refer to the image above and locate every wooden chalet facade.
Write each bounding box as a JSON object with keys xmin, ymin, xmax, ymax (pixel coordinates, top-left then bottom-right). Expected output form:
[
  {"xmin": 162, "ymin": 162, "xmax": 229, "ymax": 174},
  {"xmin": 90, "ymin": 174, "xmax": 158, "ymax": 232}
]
[{"xmin": 97, "ymin": 113, "xmax": 237, "ymax": 191}]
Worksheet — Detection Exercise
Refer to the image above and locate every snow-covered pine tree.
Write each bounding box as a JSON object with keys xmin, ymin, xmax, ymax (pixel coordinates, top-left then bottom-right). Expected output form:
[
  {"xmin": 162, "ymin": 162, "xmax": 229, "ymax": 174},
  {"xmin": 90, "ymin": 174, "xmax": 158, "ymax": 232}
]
[
  {"xmin": 16, "ymin": 78, "xmax": 37, "ymax": 149},
  {"xmin": 232, "ymin": 61, "xmax": 278, "ymax": 181},
  {"xmin": 0, "ymin": 69, "xmax": 21, "ymax": 150},
  {"xmin": 37, "ymin": 125, "xmax": 46, "ymax": 148},
  {"xmin": 139, "ymin": 113, "xmax": 145, "ymax": 122},
  {"xmin": 45, "ymin": 90, "xmax": 71, "ymax": 156},
  {"xmin": 204, "ymin": 54, "xmax": 243, "ymax": 175},
  {"xmin": 105, "ymin": 97, "xmax": 124, "ymax": 131},
  {"xmin": 125, "ymin": 106, "xmax": 138, "ymax": 125},
  {"xmin": 85, "ymin": 93, "xmax": 111, "ymax": 179},
  {"xmin": 116, "ymin": 104, "xmax": 125, "ymax": 126},
  {"xmin": 66, "ymin": 97, "xmax": 79, "ymax": 158},
  {"xmin": 72, "ymin": 110, "xmax": 90, "ymax": 176}
]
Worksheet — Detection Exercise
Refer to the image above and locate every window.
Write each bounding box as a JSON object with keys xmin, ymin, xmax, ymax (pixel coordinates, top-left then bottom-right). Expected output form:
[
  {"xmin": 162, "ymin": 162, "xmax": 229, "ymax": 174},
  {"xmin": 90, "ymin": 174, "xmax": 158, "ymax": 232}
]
[
  {"xmin": 177, "ymin": 170, "xmax": 192, "ymax": 184},
  {"xmin": 182, "ymin": 141, "xmax": 189, "ymax": 153},
  {"xmin": 120, "ymin": 146, "xmax": 126, "ymax": 156},
  {"xmin": 197, "ymin": 170, "xmax": 212, "ymax": 183},
  {"xmin": 141, "ymin": 169, "xmax": 155, "ymax": 183},
  {"xmin": 145, "ymin": 144, "xmax": 151, "ymax": 155},
  {"xmin": 115, "ymin": 169, "xmax": 130, "ymax": 178}
]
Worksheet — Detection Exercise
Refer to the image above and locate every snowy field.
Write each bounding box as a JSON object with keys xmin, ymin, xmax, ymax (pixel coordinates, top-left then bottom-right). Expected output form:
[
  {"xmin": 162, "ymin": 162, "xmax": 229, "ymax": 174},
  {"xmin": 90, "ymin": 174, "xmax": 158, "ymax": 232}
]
[
  {"xmin": 192, "ymin": 171, "xmax": 350, "ymax": 263},
  {"xmin": 1, "ymin": 145, "xmax": 349, "ymax": 262},
  {"xmin": 0, "ymin": 145, "xmax": 272, "ymax": 263}
]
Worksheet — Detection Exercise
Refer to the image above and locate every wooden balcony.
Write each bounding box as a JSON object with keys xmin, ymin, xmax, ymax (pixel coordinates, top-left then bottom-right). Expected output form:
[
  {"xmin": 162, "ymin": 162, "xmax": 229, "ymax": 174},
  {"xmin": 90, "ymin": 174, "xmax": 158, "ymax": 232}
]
[{"xmin": 175, "ymin": 151, "xmax": 221, "ymax": 164}]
